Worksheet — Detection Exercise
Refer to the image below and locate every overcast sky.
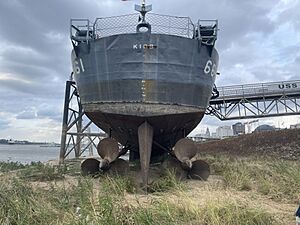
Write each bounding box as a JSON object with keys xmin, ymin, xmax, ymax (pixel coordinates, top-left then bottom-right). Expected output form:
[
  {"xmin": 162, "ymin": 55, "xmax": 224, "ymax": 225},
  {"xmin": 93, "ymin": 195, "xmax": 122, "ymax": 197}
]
[{"xmin": 0, "ymin": 0, "xmax": 299, "ymax": 142}]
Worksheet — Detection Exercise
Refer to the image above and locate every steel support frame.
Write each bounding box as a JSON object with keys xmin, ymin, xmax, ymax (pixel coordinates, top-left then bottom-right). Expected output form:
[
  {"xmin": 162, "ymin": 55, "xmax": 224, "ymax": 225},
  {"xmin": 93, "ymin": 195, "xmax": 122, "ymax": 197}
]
[
  {"xmin": 59, "ymin": 80, "xmax": 106, "ymax": 163},
  {"xmin": 207, "ymin": 94, "xmax": 300, "ymax": 120}
]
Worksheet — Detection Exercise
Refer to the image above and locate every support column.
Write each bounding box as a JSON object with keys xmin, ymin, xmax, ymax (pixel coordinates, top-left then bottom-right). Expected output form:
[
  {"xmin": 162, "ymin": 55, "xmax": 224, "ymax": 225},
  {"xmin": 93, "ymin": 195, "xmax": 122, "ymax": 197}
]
[
  {"xmin": 75, "ymin": 103, "xmax": 83, "ymax": 158},
  {"xmin": 138, "ymin": 121, "xmax": 153, "ymax": 188},
  {"xmin": 59, "ymin": 81, "xmax": 72, "ymax": 163}
]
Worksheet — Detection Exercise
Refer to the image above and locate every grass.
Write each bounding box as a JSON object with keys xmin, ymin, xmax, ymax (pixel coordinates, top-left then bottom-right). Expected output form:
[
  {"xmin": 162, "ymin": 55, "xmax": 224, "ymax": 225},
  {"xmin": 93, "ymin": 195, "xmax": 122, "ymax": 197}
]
[
  {"xmin": 201, "ymin": 154, "xmax": 300, "ymax": 202},
  {"xmin": 0, "ymin": 174, "xmax": 281, "ymax": 225},
  {"xmin": 17, "ymin": 162, "xmax": 65, "ymax": 181},
  {"xmin": 200, "ymin": 200, "xmax": 281, "ymax": 225},
  {"xmin": 0, "ymin": 156, "xmax": 297, "ymax": 224},
  {"xmin": 0, "ymin": 161, "xmax": 27, "ymax": 172},
  {"xmin": 0, "ymin": 161, "xmax": 68, "ymax": 181},
  {"xmin": 148, "ymin": 169, "xmax": 186, "ymax": 193},
  {"xmin": 101, "ymin": 175, "xmax": 136, "ymax": 195}
]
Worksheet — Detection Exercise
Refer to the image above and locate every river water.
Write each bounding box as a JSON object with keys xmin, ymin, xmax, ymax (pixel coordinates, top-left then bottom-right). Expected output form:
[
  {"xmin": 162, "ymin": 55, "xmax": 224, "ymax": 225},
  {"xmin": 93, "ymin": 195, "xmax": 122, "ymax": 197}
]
[{"xmin": 0, "ymin": 144, "xmax": 65, "ymax": 164}]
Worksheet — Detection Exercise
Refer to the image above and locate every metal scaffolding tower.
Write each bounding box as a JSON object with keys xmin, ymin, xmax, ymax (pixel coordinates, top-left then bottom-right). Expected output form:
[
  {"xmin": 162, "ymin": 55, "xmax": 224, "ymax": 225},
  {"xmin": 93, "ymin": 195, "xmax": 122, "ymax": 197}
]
[
  {"xmin": 207, "ymin": 80, "xmax": 300, "ymax": 120},
  {"xmin": 59, "ymin": 80, "xmax": 107, "ymax": 163}
]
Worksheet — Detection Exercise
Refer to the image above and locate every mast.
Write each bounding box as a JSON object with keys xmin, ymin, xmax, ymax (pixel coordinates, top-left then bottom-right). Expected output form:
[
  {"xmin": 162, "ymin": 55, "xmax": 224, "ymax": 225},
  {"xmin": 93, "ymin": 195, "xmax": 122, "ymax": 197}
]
[{"xmin": 135, "ymin": 0, "xmax": 152, "ymax": 23}]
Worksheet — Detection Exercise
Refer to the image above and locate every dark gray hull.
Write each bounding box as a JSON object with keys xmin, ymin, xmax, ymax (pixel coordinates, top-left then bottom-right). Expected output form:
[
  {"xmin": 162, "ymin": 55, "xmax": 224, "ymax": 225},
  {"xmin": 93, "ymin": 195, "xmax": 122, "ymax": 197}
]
[
  {"xmin": 85, "ymin": 103, "xmax": 204, "ymax": 156},
  {"xmin": 72, "ymin": 33, "xmax": 219, "ymax": 152}
]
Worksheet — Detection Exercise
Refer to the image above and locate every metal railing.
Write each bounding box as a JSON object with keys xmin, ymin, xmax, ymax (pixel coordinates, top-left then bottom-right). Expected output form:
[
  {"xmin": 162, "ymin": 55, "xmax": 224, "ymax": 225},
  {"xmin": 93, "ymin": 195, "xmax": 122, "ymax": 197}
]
[
  {"xmin": 196, "ymin": 19, "xmax": 218, "ymax": 45},
  {"xmin": 70, "ymin": 13, "xmax": 220, "ymax": 42},
  {"xmin": 70, "ymin": 19, "xmax": 93, "ymax": 42},
  {"xmin": 93, "ymin": 13, "xmax": 138, "ymax": 39},
  {"xmin": 216, "ymin": 80, "xmax": 300, "ymax": 100},
  {"xmin": 208, "ymin": 80, "xmax": 300, "ymax": 120},
  {"xmin": 93, "ymin": 13, "xmax": 194, "ymax": 38}
]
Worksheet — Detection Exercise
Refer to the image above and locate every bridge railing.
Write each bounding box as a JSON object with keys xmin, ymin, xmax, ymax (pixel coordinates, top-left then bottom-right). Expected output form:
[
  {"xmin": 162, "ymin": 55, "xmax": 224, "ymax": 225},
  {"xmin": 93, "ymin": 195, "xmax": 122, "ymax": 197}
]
[
  {"xmin": 216, "ymin": 80, "xmax": 300, "ymax": 100},
  {"xmin": 208, "ymin": 80, "xmax": 300, "ymax": 120}
]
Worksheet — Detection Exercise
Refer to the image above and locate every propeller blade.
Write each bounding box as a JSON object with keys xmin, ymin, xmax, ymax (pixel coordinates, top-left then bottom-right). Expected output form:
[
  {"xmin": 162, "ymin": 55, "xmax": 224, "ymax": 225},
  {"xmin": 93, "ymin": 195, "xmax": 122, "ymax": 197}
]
[
  {"xmin": 188, "ymin": 160, "xmax": 210, "ymax": 181},
  {"xmin": 162, "ymin": 157, "xmax": 188, "ymax": 180},
  {"xmin": 105, "ymin": 159, "xmax": 130, "ymax": 176},
  {"xmin": 173, "ymin": 138, "xmax": 197, "ymax": 169},
  {"xmin": 81, "ymin": 158, "xmax": 100, "ymax": 176},
  {"xmin": 97, "ymin": 138, "xmax": 120, "ymax": 163}
]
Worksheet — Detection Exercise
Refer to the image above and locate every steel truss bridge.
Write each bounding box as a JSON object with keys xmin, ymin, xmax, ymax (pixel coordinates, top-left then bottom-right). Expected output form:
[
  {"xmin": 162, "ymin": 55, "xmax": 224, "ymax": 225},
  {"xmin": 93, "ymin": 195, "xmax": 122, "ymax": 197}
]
[
  {"xmin": 59, "ymin": 79, "xmax": 300, "ymax": 161},
  {"xmin": 207, "ymin": 80, "xmax": 300, "ymax": 120}
]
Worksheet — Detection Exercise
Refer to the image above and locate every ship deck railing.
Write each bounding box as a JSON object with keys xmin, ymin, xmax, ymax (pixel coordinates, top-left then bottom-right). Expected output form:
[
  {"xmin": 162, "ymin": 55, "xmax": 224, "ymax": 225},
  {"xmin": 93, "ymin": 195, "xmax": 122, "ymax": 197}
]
[
  {"xmin": 196, "ymin": 19, "xmax": 218, "ymax": 45},
  {"xmin": 70, "ymin": 13, "xmax": 218, "ymax": 42},
  {"xmin": 94, "ymin": 13, "xmax": 194, "ymax": 38}
]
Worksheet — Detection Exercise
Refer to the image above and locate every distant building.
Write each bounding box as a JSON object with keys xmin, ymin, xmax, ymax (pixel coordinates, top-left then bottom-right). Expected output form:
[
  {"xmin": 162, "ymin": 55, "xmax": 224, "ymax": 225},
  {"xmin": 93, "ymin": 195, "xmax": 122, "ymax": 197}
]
[
  {"xmin": 216, "ymin": 125, "xmax": 234, "ymax": 138},
  {"xmin": 254, "ymin": 124, "xmax": 275, "ymax": 133},
  {"xmin": 205, "ymin": 127, "xmax": 210, "ymax": 138},
  {"xmin": 232, "ymin": 122, "xmax": 245, "ymax": 135},
  {"xmin": 190, "ymin": 128, "xmax": 211, "ymax": 142},
  {"xmin": 290, "ymin": 123, "xmax": 300, "ymax": 129},
  {"xmin": 189, "ymin": 133, "xmax": 201, "ymax": 142},
  {"xmin": 211, "ymin": 132, "xmax": 217, "ymax": 138}
]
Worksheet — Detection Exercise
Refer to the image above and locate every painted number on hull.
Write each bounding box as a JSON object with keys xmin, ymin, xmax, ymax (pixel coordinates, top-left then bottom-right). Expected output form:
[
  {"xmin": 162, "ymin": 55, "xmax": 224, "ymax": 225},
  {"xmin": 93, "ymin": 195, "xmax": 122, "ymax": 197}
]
[
  {"xmin": 204, "ymin": 60, "xmax": 217, "ymax": 78},
  {"xmin": 74, "ymin": 58, "xmax": 85, "ymax": 74}
]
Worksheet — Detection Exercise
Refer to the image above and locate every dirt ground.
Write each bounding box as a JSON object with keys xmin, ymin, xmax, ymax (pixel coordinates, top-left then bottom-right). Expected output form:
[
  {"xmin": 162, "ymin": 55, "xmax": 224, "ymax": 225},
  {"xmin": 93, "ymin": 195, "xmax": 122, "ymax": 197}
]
[{"xmin": 197, "ymin": 128, "xmax": 300, "ymax": 160}]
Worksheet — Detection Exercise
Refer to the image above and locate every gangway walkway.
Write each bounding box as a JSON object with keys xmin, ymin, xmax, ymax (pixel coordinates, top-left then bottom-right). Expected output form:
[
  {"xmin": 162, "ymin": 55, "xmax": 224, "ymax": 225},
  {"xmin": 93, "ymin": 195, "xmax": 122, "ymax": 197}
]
[{"xmin": 207, "ymin": 80, "xmax": 300, "ymax": 120}]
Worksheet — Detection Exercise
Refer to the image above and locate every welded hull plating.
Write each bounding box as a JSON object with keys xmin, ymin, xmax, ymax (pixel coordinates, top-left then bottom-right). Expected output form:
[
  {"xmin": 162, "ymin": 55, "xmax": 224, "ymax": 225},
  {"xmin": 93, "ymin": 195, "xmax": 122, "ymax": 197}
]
[{"xmin": 72, "ymin": 32, "xmax": 219, "ymax": 154}]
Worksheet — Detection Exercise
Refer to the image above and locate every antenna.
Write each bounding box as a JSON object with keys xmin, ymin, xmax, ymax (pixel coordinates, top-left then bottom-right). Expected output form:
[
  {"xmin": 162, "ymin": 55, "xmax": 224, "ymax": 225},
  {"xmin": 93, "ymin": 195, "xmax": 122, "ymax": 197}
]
[{"xmin": 135, "ymin": 0, "xmax": 152, "ymax": 23}]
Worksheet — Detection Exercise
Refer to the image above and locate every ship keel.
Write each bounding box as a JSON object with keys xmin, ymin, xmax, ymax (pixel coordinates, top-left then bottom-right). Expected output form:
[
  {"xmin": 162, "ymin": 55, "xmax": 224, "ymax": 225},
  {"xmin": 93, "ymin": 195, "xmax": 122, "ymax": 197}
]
[{"xmin": 138, "ymin": 121, "xmax": 154, "ymax": 188}]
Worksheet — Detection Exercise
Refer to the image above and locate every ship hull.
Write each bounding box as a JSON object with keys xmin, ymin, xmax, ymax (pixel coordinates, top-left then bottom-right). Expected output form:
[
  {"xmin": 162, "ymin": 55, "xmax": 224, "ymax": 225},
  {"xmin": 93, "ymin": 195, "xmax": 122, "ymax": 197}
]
[
  {"xmin": 85, "ymin": 103, "xmax": 204, "ymax": 155},
  {"xmin": 72, "ymin": 33, "xmax": 219, "ymax": 153}
]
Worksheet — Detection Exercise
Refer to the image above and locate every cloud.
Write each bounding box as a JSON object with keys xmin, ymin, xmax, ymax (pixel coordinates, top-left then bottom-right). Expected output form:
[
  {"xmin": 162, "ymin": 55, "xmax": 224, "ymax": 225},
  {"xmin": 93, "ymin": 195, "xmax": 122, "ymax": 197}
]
[
  {"xmin": 0, "ymin": 0, "xmax": 299, "ymax": 141},
  {"xmin": 0, "ymin": 119, "xmax": 10, "ymax": 130},
  {"xmin": 16, "ymin": 109, "xmax": 37, "ymax": 120},
  {"xmin": 12, "ymin": 100, "xmax": 63, "ymax": 122},
  {"xmin": 270, "ymin": 0, "xmax": 300, "ymax": 30},
  {"xmin": 36, "ymin": 104, "xmax": 63, "ymax": 122}
]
